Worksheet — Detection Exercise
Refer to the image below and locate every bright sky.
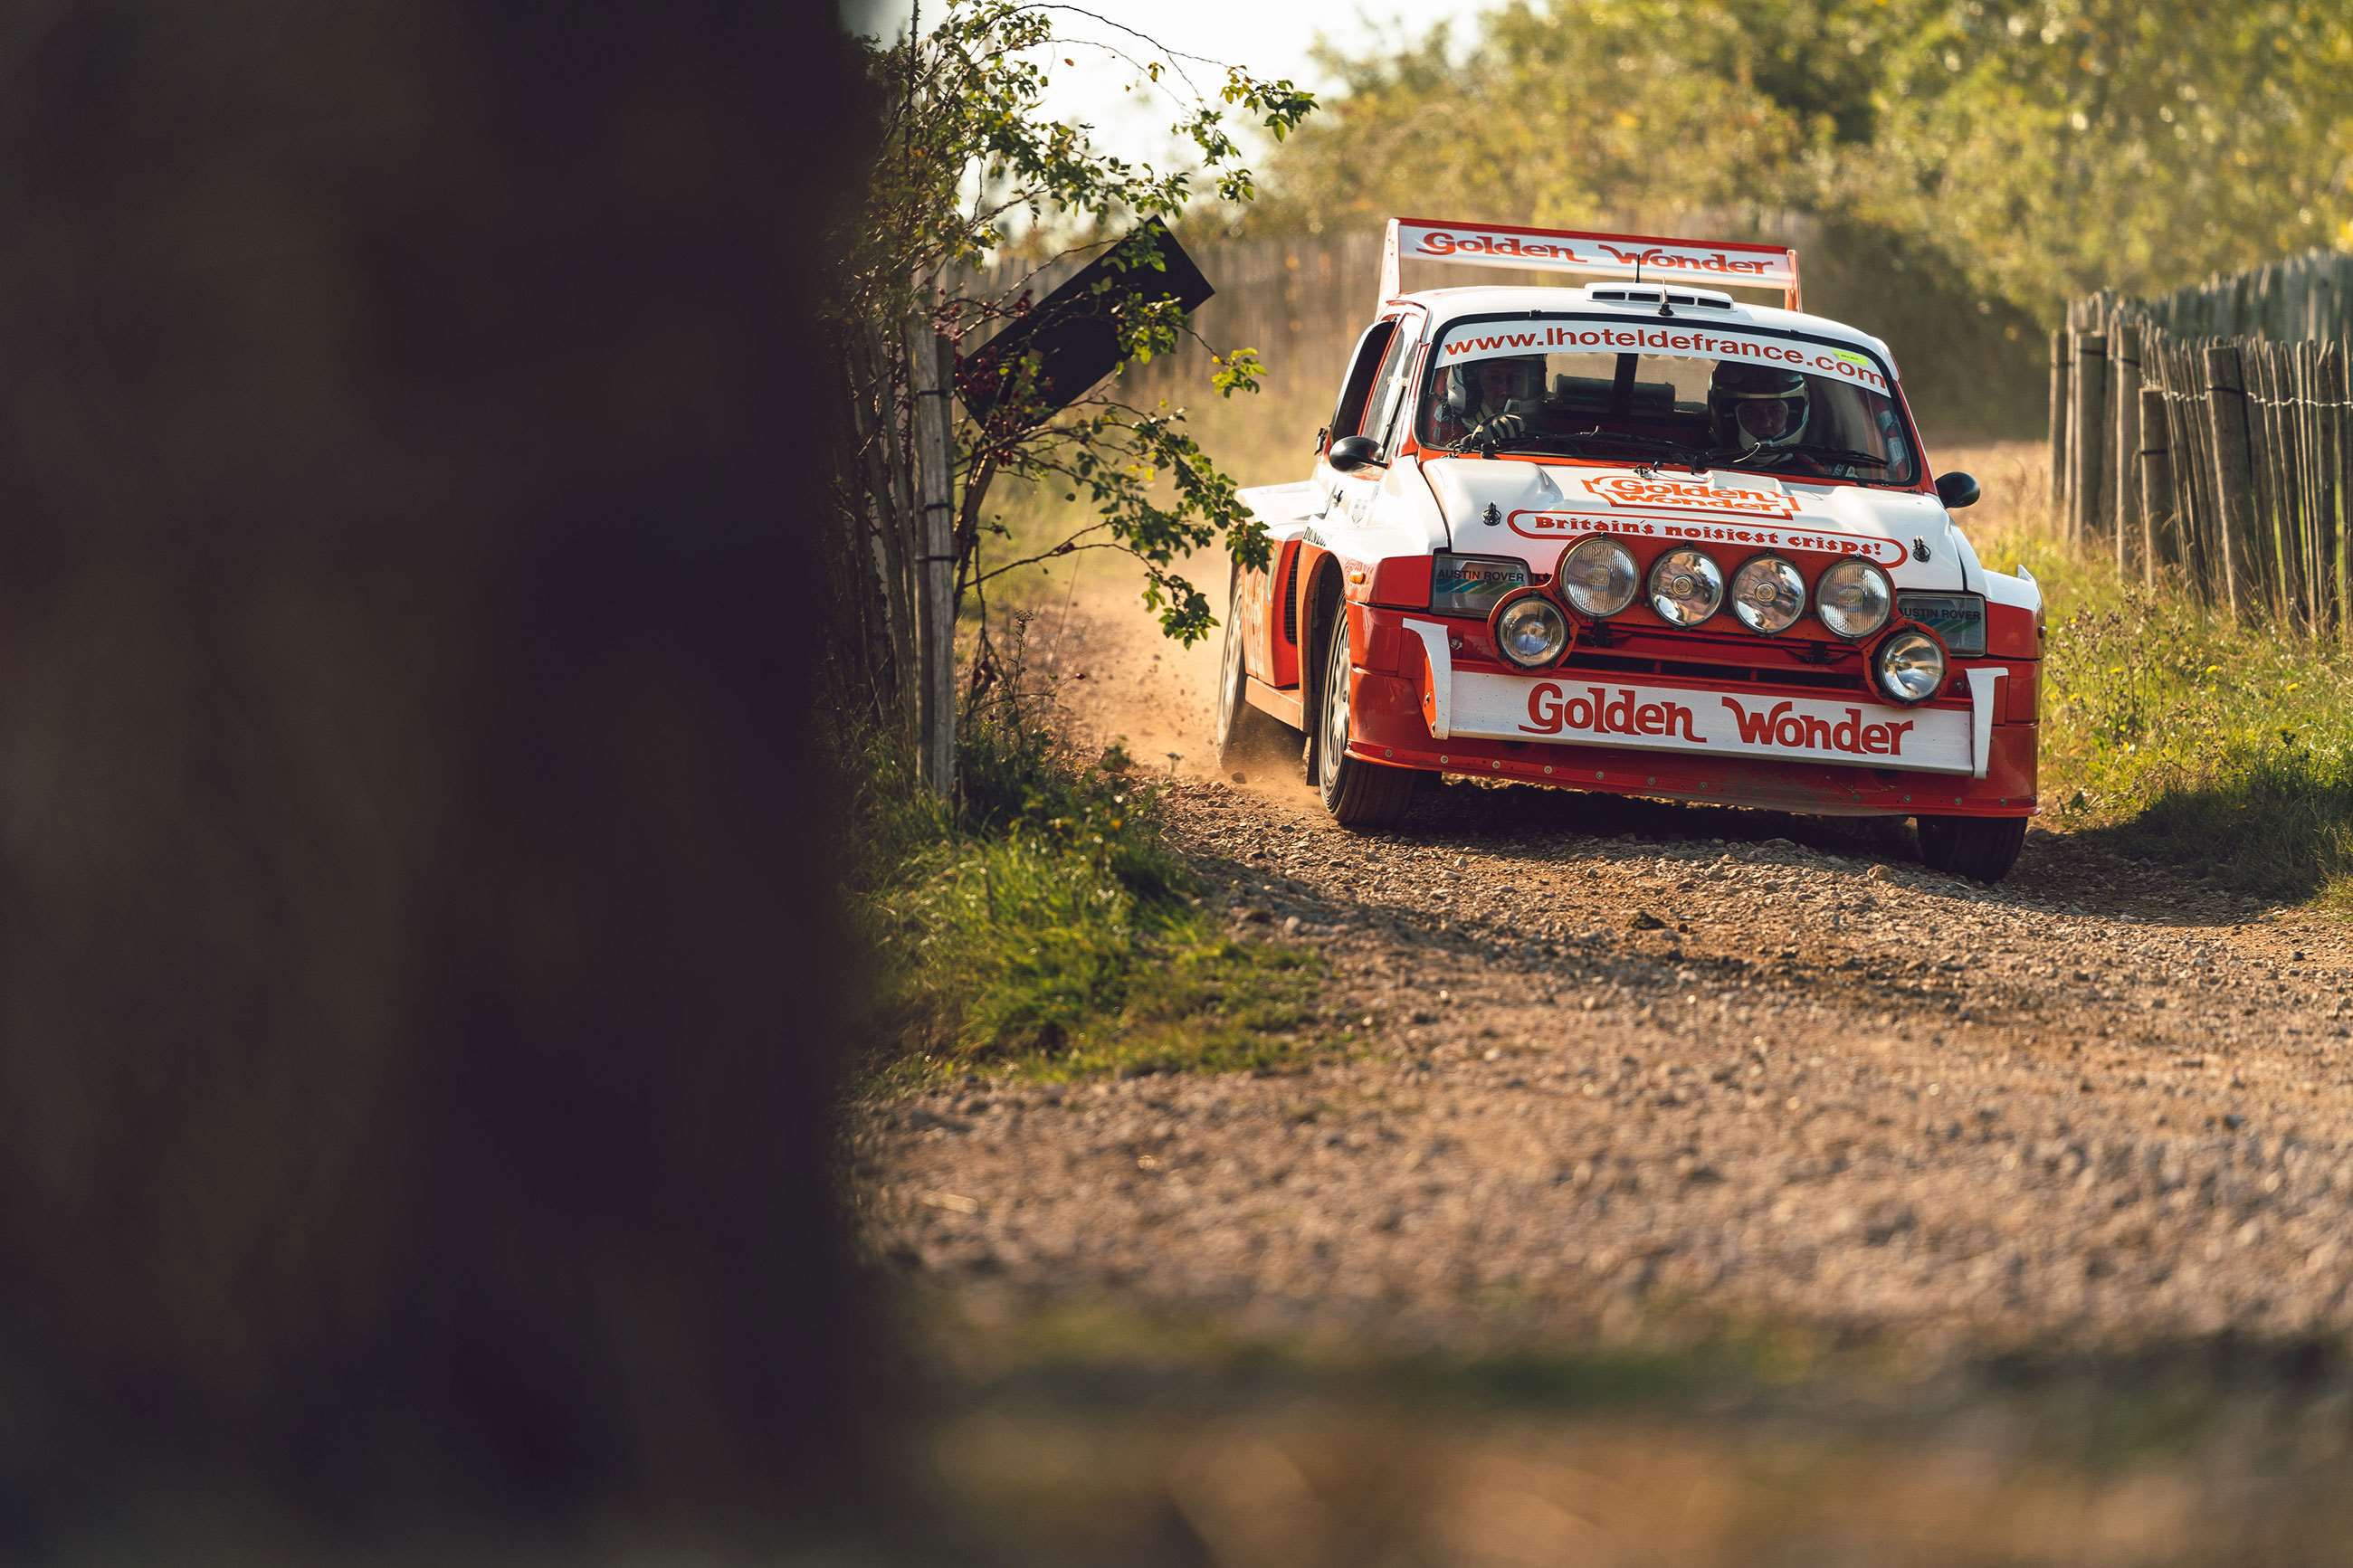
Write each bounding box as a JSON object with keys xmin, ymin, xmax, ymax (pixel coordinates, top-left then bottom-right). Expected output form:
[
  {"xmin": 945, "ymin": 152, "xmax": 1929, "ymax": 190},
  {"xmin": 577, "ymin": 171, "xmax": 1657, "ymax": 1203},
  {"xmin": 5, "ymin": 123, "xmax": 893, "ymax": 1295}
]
[{"xmin": 844, "ymin": 0, "xmax": 1500, "ymax": 166}]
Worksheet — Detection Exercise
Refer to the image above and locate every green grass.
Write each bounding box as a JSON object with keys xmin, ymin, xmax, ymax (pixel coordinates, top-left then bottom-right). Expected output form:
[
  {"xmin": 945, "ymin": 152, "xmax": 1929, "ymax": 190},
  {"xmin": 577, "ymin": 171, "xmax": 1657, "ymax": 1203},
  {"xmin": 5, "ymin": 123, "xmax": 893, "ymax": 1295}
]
[
  {"xmin": 851, "ymin": 698, "xmax": 1328, "ymax": 1085},
  {"xmin": 1986, "ymin": 522, "xmax": 2353, "ymax": 911}
]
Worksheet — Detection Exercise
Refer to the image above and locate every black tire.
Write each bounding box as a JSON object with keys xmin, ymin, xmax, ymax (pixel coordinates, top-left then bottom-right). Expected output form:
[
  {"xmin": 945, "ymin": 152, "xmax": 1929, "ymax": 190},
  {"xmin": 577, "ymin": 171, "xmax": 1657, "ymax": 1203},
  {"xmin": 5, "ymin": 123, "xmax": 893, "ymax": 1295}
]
[
  {"xmin": 1915, "ymin": 813, "xmax": 2028, "ymax": 882},
  {"xmin": 1214, "ymin": 562, "xmax": 1298, "ymax": 769},
  {"xmin": 1315, "ymin": 610, "xmax": 1416, "ymax": 829}
]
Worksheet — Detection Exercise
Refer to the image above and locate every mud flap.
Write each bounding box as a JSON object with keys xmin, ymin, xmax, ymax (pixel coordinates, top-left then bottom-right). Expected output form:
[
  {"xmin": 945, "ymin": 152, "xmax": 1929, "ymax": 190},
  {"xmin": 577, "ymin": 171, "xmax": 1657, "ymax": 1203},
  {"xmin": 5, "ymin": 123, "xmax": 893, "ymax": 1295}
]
[
  {"xmin": 1401, "ymin": 617, "xmax": 1453, "ymax": 740},
  {"xmin": 1964, "ymin": 667, "xmax": 2005, "ymax": 781}
]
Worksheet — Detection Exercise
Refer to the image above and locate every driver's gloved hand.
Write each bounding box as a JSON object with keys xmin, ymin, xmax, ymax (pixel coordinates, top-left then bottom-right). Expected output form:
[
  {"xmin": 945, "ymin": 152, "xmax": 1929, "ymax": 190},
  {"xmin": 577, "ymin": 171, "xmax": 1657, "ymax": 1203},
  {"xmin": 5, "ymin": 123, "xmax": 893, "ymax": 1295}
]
[{"xmin": 1472, "ymin": 413, "xmax": 1526, "ymax": 442}]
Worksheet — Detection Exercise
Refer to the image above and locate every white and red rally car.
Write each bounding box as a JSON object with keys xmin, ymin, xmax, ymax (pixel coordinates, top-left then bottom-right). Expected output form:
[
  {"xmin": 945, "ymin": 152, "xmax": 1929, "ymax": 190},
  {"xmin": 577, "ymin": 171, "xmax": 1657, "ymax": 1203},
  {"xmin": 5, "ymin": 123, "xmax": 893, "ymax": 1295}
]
[{"xmin": 1215, "ymin": 217, "xmax": 2041, "ymax": 881}]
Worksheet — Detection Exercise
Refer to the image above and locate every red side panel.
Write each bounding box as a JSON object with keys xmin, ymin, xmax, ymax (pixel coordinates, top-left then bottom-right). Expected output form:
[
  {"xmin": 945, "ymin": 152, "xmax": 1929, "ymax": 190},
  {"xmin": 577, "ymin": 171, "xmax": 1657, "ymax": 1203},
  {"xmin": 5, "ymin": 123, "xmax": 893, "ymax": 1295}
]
[
  {"xmin": 1367, "ymin": 555, "xmax": 1434, "ymax": 609},
  {"xmin": 1986, "ymin": 600, "xmax": 2039, "ymax": 659},
  {"xmin": 2005, "ymin": 663, "xmax": 2039, "ymax": 723}
]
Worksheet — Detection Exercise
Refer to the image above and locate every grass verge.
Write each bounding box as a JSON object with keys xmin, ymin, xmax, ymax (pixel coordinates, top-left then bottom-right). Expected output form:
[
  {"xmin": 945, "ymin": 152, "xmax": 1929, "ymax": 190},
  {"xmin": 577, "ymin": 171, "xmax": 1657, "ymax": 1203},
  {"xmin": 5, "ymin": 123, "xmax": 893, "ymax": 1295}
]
[
  {"xmin": 848, "ymin": 689, "xmax": 1326, "ymax": 1086},
  {"xmin": 1983, "ymin": 518, "xmax": 2353, "ymax": 911}
]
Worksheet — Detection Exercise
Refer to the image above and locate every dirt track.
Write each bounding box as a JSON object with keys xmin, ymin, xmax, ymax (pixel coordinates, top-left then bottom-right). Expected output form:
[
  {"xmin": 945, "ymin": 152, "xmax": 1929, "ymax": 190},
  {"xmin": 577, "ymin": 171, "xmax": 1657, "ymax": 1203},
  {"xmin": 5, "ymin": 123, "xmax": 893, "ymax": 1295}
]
[{"xmin": 855, "ymin": 476, "xmax": 2353, "ymax": 1360}]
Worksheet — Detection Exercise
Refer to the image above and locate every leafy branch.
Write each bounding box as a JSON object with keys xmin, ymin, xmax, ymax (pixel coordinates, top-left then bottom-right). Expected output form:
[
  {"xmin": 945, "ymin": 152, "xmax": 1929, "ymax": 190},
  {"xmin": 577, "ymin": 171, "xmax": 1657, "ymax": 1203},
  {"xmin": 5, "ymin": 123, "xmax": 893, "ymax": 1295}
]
[{"xmin": 826, "ymin": 0, "xmax": 1314, "ymax": 699}]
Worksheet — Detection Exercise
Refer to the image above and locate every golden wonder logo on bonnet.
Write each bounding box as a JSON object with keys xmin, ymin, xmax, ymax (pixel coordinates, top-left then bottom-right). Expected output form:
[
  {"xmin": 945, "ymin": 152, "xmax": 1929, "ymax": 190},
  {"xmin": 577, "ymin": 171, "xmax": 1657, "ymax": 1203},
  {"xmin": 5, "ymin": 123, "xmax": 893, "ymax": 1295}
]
[{"xmin": 1584, "ymin": 475, "xmax": 1799, "ymax": 518}]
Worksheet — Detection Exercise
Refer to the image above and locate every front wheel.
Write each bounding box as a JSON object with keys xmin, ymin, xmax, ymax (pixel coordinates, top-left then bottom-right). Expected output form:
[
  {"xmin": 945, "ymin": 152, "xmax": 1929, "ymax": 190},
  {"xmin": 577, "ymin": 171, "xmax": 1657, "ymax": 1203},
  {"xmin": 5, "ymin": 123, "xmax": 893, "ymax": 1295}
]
[
  {"xmin": 1915, "ymin": 814, "xmax": 2027, "ymax": 882},
  {"xmin": 1315, "ymin": 611, "xmax": 1415, "ymax": 829}
]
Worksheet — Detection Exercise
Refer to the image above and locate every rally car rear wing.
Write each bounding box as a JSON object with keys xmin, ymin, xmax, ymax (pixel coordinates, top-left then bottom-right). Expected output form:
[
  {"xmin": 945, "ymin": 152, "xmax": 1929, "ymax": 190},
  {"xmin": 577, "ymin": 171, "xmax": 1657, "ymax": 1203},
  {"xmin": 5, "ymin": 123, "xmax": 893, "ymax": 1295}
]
[{"xmin": 1379, "ymin": 217, "xmax": 1802, "ymax": 311}]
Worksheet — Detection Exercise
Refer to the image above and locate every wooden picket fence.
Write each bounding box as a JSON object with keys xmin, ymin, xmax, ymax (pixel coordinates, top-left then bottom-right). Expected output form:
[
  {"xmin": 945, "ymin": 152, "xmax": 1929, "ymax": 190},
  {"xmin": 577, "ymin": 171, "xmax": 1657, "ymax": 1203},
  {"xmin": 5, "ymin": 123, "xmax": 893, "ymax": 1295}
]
[
  {"xmin": 2053, "ymin": 252, "xmax": 2353, "ymax": 638},
  {"xmin": 2109, "ymin": 249, "xmax": 2353, "ymax": 342}
]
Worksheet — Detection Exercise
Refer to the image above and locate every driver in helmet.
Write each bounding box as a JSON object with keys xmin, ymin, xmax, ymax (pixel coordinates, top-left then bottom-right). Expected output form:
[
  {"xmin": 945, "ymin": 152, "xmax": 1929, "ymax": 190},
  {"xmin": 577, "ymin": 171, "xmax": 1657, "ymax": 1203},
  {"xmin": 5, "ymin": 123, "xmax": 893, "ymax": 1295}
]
[
  {"xmin": 1430, "ymin": 354, "xmax": 1544, "ymax": 446},
  {"xmin": 1708, "ymin": 360, "xmax": 1812, "ymax": 456},
  {"xmin": 1710, "ymin": 359, "xmax": 1887, "ymax": 478}
]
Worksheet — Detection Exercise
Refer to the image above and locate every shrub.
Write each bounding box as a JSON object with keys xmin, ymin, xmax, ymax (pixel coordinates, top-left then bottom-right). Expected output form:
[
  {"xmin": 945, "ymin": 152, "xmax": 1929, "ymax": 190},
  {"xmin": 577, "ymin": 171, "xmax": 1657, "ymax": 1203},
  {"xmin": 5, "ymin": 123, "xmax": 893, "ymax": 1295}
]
[{"xmin": 850, "ymin": 687, "xmax": 1322, "ymax": 1080}]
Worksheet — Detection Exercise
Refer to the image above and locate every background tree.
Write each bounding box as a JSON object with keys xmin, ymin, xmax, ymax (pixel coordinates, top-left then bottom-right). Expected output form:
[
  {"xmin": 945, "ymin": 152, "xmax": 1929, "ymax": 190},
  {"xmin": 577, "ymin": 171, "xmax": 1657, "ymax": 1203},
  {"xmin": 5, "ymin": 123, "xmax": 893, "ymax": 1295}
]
[
  {"xmin": 1248, "ymin": 0, "xmax": 2353, "ymax": 319},
  {"xmin": 1845, "ymin": 0, "xmax": 2353, "ymax": 309},
  {"xmin": 1245, "ymin": 4, "xmax": 1828, "ymax": 236}
]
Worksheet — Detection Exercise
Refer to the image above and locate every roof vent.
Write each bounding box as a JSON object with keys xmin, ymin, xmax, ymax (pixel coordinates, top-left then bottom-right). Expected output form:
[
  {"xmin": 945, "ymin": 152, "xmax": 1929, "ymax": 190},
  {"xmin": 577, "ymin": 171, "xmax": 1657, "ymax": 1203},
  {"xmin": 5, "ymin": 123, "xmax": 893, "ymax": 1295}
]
[{"xmin": 1589, "ymin": 286, "xmax": 1736, "ymax": 309}]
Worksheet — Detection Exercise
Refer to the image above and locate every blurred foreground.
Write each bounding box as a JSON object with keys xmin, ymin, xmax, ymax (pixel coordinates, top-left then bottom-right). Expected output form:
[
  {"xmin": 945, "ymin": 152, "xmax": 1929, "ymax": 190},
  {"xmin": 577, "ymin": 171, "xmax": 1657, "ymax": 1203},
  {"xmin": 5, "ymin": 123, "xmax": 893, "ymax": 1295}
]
[{"xmin": 0, "ymin": 5, "xmax": 870, "ymax": 1559}]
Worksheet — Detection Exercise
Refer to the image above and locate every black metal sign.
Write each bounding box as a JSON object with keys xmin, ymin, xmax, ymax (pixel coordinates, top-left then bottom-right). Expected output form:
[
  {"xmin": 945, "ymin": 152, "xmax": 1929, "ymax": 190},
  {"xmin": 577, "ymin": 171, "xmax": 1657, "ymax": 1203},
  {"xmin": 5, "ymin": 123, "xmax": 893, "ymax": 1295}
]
[{"xmin": 956, "ymin": 219, "xmax": 1215, "ymax": 423}]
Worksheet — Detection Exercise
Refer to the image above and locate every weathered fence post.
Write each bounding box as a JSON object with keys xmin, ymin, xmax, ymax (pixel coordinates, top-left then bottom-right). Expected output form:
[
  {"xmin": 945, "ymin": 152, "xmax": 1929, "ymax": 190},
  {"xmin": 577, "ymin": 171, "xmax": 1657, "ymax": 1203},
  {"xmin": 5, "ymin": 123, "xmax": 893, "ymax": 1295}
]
[
  {"xmin": 2203, "ymin": 342, "xmax": 2262, "ymax": 622},
  {"xmin": 910, "ymin": 323, "xmax": 958, "ymax": 798},
  {"xmin": 2164, "ymin": 341, "xmax": 2214, "ymax": 605},
  {"xmin": 2048, "ymin": 328, "xmax": 2070, "ymax": 512},
  {"xmin": 2139, "ymin": 383, "xmax": 2175, "ymax": 584},
  {"xmin": 2289, "ymin": 343, "xmax": 2320, "ymax": 632},
  {"xmin": 2327, "ymin": 342, "xmax": 2350, "ymax": 640},
  {"xmin": 2110, "ymin": 316, "xmax": 2142, "ymax": 576},
  {"xmin": 2257, "ymin": 342, "xmax": 2302, "ymax": 628},
  {"xmin": 2068, "ymin": 331, "xmax": 2109, "ymax": 544},
  {"xmin": 2294, "ymin": 340, "xmax": 2330, "ymax": 636}
]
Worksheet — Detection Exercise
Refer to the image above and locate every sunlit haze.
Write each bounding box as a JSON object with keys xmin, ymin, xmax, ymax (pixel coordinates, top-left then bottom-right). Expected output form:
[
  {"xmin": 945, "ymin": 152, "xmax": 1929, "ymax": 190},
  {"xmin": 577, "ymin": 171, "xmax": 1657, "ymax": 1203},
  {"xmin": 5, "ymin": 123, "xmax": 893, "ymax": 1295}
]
[{"xmin": 844, "ymin": 0, "xmax": 1498, "ymax": 166}]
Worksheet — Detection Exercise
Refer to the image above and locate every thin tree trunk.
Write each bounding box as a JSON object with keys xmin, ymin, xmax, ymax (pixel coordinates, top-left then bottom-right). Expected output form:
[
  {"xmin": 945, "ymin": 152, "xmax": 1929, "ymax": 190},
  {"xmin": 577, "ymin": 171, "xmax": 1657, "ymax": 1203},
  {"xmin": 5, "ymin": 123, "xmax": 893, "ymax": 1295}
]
[{"xmin": 910, "ymin": 322, "xmax": 958, "ymax": 798}]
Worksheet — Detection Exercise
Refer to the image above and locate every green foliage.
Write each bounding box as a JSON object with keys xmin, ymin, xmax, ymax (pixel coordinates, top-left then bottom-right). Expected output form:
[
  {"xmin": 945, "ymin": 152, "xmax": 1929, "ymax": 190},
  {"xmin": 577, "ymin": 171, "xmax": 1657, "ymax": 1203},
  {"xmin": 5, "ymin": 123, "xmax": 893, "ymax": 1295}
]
[
  {"xmin": 975, "ymin": 362, "xmax": 1274, "ymax": 643},
  {"xmin": 843, "ymin": 5, "xmax": 1304, "ymax": 280},
  {"xmin": 838, "ymin": 1, "xmax": 1316, "ymax": 654},
  {"xmin": 1251, "ymin": 0, "xmax": 2353, "ymax": 318},
  {"xmin": 1851, "ymin": 0, "xmax": 2353, "ymax": 313},
  {"xmin": 853, "ymin": 689, "xmax": 1327, "ymax": 1082},
  {"xmin": 1252, "ymin": 5, "xmax": 1817, "ymax": 233},
  {"xmin": 2022, "ymin": 536, "xmax": 2353, "ymax": 909}
]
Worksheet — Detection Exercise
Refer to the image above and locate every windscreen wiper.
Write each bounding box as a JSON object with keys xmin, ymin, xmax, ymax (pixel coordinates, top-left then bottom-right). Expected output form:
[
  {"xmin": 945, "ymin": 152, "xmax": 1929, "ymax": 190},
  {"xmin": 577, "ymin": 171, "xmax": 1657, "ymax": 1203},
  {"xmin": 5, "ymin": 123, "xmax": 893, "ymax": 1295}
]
[
  {"xmin": 1556, "ymin": 428, "xmax": 1716, "ymax": 472},
  {"xmin": 1438, "ymin": 413, "xmax": 1532, "ymax": 458},
  {"xmin": 1439, "ymin": 413, "xmax": 1634, "ymax": 460},
  {"xmin": 1720, "ymin": 443, "xmax": 1891, "ymax": 470}
]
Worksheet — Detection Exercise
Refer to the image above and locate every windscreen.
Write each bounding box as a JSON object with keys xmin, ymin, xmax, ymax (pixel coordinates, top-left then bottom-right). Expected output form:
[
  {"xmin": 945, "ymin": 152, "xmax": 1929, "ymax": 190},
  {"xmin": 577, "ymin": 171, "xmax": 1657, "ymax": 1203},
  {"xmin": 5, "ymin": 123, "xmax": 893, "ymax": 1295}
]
[{"xmin": 1417, "ymin": 317, "xmax": 1917, "ymax": 485}]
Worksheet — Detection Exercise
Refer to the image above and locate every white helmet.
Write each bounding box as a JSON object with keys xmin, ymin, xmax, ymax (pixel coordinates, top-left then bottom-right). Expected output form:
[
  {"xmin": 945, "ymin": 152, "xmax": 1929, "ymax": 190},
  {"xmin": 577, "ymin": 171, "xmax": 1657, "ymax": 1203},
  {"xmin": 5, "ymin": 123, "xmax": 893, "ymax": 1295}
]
[{"xmin": 1709, "ymin": 362, "xmax": 1810, "ymax": 451}]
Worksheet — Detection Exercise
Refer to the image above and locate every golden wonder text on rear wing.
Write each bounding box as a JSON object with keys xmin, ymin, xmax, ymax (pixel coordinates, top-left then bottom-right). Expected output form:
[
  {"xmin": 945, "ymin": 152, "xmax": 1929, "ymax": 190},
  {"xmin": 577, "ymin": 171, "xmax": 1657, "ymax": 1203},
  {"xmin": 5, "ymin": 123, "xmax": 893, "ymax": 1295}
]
[{"xmin": 1379, "ymin": 217, "xmax": 1802, "ymax": 311}]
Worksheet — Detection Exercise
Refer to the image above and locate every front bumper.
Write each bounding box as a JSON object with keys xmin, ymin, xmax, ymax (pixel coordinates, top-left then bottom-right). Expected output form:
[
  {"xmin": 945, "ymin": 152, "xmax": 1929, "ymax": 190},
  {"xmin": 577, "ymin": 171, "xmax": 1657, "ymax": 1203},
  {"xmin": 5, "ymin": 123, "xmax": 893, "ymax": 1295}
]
[{"xmin": 1341, "ymin": 606, "xmax": 2037, "ymax": 818}]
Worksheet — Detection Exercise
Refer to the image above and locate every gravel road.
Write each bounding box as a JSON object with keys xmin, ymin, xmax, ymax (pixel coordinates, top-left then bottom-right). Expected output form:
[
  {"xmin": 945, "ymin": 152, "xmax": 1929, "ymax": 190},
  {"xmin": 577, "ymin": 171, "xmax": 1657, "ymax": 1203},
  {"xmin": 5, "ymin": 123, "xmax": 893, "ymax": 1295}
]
[{"xmin": 854, "ymin": 518, "xmax": 2353, "ymax": 1361}]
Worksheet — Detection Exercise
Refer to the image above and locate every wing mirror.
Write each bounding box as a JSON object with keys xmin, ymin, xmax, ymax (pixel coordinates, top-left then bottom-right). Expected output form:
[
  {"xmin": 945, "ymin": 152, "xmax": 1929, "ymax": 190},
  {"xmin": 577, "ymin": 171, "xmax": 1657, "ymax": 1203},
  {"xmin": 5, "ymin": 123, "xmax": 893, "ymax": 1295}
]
[
  {"xmin": 1934, "ymin": 471, "xmax": 1980, "ymax": 510},
  {"xmin": 1328, "ymin": 434, "xmax": 1380, "ymax": 473}
]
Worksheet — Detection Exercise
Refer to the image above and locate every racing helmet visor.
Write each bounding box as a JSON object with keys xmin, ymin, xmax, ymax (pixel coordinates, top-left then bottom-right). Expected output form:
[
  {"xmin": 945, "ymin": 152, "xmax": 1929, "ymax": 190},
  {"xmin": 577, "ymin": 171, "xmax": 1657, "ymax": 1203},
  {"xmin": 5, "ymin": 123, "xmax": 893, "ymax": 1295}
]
[
  {"xmin": 1718, "ymin": 384, "xmax": 1808, "ymax": 448},
  {"xmin": 1732, "ymin": 394, "xmax": 1794, "ymax": 439}
]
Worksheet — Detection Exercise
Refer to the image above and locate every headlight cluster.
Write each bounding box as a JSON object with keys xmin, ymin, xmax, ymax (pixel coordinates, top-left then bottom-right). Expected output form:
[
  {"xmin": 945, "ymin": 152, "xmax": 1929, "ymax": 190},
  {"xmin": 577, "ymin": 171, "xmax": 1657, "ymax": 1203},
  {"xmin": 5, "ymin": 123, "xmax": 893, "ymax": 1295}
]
[
  {"xmin": 1472, "ymin": 540, "xmax": 1950, "ymax": 699},
  {"xmin": 1605, "ymin": 547, "xmax": 1899, "ymax": 641}
]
